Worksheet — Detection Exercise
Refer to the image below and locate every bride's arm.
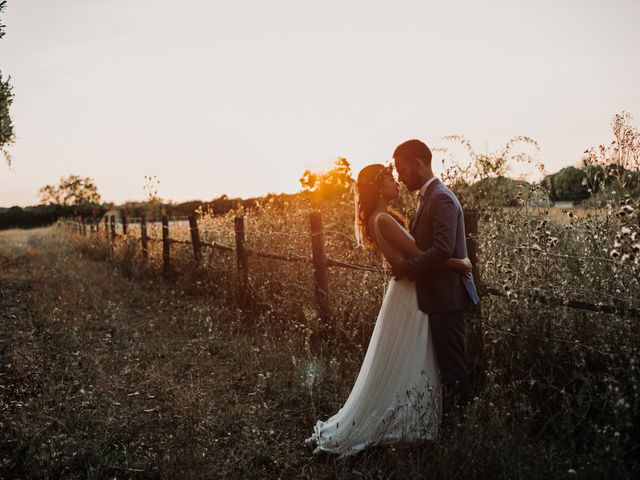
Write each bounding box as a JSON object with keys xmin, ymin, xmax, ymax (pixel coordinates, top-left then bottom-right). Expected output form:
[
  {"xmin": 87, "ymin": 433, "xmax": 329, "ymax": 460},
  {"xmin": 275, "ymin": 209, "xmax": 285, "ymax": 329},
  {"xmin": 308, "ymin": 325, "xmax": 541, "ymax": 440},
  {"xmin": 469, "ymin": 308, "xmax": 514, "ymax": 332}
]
[{"xmin": 377, "ymin": 213, "xmax": 472, "ymax": 276}]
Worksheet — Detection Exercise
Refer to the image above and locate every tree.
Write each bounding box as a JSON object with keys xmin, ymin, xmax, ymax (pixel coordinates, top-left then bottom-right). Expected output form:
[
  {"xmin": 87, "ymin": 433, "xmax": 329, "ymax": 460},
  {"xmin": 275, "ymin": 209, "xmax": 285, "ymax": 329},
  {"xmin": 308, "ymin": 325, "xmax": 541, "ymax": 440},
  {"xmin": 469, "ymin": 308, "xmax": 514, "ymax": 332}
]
[
  {"xmin": 0, "ymin": 0, "xmax": 15, "ymax": 167},
  {"xmin": 543, "ymin": 166, "xmax": 590, "ymax": 202},
  {"xmin": 38, "ymin": 175, "xmax": 102, "ymax": 216},
  {"xmin": 299, "ymin": 157, "xmax": 354, "ymax": 198}
]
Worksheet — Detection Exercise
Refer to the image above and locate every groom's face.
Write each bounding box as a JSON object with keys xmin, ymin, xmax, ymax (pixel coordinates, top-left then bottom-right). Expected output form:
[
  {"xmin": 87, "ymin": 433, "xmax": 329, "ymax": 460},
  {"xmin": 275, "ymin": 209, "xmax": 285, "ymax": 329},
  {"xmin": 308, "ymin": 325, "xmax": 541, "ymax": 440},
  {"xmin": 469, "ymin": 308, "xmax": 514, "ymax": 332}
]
[{"xmin": 394, "ymin": 157, "xmax": 423, "ymax": 192}]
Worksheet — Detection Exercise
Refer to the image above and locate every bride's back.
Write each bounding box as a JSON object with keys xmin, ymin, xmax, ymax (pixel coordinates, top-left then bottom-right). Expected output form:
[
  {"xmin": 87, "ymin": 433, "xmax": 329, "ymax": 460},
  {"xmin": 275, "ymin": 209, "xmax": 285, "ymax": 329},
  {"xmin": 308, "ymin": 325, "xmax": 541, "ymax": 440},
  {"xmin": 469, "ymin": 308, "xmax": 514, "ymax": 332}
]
[{"xmin": 368, "ymin": 211, "xmax": 413, "ymax": 265}]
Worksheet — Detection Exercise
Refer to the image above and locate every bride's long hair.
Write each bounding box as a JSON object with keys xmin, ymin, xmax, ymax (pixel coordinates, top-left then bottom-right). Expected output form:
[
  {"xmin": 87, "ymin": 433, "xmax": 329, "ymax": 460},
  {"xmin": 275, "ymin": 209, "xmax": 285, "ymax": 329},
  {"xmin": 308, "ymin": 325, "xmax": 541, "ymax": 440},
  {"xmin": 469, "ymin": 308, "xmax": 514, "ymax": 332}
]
[{"xmin": 354, "ymin": 164, "xmax": 407, "ymax": 251}]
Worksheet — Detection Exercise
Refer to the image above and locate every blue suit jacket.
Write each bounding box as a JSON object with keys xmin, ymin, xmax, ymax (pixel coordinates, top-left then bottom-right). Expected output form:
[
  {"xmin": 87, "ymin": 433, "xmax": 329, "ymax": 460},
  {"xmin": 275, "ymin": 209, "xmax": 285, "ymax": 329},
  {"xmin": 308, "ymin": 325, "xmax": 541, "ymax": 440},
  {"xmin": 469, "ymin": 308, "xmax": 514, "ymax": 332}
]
[{"xmin": 400, "ymin": 178, "xmax": 480, "ymax": 313}]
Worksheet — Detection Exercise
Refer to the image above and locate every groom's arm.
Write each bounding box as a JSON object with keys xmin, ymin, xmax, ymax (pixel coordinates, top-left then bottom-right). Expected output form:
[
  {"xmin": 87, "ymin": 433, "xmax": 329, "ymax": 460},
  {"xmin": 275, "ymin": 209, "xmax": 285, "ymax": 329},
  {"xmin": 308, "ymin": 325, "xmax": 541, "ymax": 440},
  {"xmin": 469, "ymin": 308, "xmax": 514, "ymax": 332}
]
[{"xmin": 396, "ymin": 193, "xmax": 457, "ymax": 280}]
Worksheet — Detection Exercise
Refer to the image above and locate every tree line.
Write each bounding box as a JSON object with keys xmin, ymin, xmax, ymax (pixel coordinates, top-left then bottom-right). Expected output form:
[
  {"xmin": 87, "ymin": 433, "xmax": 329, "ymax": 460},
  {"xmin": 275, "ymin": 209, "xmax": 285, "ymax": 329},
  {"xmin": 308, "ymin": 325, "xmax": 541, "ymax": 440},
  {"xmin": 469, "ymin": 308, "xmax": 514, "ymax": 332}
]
[{"xmin": 2, "ymin": 160, "xmax": 631, "ymax": 231}]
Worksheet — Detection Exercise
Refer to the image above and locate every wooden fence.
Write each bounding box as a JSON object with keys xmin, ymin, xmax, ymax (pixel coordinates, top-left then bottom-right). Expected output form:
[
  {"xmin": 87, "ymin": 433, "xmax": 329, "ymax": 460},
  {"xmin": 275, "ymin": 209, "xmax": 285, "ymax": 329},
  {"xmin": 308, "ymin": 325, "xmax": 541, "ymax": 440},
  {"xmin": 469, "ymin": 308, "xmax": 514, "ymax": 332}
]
[
  {"xmin": 62, "ymin": 211, "xmax": 481, "ymax": 339},
  {"xmin": 61, "ymin": 210, "xmax": 640, "ymax": 323}
]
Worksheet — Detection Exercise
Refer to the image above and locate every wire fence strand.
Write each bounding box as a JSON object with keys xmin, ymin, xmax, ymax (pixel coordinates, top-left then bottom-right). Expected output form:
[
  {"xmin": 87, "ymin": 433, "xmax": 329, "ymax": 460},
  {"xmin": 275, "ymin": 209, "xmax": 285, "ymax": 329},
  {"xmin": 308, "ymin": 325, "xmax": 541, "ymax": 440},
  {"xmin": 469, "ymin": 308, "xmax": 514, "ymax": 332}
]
[{"xmin": 62, "ymin": 218, "xmax": 639, "ymax": 320}]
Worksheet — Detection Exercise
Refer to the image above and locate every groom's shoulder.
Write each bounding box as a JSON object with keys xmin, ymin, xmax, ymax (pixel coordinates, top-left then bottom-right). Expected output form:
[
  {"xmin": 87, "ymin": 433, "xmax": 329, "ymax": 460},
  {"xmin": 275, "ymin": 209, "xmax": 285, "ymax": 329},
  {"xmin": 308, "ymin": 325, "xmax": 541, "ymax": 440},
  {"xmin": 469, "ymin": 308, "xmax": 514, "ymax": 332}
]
[
  {"xmin": 433, "ymin": 181, "xmax": 463, "ymax": 207},
  {"xmin": 433, "ymin": 180, "xmax": 456, "ymax": 198}
]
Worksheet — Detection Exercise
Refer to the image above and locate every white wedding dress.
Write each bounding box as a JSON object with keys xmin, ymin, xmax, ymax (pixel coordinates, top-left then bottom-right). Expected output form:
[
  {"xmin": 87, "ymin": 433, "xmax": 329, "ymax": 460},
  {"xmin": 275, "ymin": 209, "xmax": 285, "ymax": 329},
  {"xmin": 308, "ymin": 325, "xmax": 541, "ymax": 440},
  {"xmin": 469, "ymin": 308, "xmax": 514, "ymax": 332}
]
[{"xmin": 305, "ymin": 212, "xmax": 441, "ymax": 457}]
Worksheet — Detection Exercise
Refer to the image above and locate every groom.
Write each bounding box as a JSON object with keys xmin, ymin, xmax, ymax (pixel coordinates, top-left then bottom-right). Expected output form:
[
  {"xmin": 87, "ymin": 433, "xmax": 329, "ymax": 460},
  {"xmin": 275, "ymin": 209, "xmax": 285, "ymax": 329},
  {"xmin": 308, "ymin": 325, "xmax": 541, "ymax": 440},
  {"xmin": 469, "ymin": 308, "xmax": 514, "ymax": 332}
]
[{"xmin": 390, "ymin": 139, "xmax": 480, "ymax": 416}]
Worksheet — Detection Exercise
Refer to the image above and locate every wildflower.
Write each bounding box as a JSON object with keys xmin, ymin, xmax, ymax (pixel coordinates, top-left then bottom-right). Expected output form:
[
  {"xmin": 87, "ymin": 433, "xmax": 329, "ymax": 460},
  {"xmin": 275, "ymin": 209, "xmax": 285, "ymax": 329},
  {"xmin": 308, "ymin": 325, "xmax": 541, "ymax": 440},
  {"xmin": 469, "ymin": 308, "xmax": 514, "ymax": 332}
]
[{"xmin": 621, "ymin": 205, "xmax": 635, "ymax": 215}]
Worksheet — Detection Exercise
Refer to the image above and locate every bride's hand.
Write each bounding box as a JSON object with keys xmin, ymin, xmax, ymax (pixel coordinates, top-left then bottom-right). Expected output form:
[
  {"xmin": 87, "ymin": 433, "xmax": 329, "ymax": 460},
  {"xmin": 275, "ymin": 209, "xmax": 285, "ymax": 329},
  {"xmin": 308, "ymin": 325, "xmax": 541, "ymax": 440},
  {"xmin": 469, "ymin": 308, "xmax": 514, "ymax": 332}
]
[{"xmin": 461, "ymin": 258, "xmax": 473, "ymax": 278}]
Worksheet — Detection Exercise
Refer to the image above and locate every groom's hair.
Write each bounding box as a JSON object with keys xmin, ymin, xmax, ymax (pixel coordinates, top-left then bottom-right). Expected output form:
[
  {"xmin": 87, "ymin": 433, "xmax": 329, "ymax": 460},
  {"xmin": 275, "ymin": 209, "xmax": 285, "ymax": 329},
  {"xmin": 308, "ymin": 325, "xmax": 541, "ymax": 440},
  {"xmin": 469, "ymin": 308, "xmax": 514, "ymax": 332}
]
[{"xmin": 393, "ymin": 139, "xmax": 432, "ymax": 166}]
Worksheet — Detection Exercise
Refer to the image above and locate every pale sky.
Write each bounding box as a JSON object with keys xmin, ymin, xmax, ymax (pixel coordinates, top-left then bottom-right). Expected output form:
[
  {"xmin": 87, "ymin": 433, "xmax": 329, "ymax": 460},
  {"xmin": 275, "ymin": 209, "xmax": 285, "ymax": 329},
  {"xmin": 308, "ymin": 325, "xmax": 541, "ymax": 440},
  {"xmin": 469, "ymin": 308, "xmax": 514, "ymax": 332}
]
[{"xmin": 1, "ymin": 0, "xmax": 639, "ymax": 206}]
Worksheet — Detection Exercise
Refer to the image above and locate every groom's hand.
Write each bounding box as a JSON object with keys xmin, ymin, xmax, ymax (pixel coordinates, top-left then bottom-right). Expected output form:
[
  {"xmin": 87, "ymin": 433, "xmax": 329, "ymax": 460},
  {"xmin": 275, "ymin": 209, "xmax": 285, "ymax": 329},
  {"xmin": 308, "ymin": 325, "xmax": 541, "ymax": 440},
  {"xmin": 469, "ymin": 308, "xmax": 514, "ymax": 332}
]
[{"xmin": 389, "ymin": 259, "xmax": 405, "ymax": 280}]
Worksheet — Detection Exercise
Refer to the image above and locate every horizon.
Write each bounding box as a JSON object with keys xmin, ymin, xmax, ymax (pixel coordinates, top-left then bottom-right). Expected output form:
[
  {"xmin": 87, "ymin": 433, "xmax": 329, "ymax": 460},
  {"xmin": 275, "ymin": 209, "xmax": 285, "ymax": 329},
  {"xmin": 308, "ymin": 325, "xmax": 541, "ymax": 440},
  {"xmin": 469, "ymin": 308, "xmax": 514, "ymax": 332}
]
[
  {"xmin": 0, "ymin": 164, "xmax": 584, "ymax": 209},
  {"xmin": 1, "ymin": 0, "xmax": 639, "ymax": 207}
]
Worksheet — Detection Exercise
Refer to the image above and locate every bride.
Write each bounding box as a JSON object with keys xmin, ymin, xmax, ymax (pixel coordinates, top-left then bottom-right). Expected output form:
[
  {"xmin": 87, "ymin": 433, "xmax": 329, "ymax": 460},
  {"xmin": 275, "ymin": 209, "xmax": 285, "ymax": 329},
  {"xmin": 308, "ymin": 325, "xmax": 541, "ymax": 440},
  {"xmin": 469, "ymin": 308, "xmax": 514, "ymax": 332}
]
[{"xmin": 305, "ymin": 163, "xmax": 472, "ymax": 457}]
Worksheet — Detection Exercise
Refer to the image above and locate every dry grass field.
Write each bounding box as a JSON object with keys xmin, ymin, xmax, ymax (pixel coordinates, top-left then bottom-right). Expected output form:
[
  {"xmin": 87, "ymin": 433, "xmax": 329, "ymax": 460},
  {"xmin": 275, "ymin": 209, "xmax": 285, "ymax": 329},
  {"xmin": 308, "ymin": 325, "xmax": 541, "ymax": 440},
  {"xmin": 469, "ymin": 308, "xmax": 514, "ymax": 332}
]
[{"xmin": 1, "ymin": 184, "xmax": 639, "ymax": 479}]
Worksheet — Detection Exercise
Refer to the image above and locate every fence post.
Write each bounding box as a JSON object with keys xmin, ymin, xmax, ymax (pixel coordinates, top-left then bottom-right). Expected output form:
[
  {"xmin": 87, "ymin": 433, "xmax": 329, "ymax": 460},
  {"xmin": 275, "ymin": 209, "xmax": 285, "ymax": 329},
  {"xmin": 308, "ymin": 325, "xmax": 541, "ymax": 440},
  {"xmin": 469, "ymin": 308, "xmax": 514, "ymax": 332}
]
[
  {"xmin": 162, "ymin": 215, "xmax": 170, "ymax": 275},
  {"xmin": 121, "ymin": 213, "xmax": 128, "ymax": 236},
  {"xmin": 104, "ymin": 216, "xmax": 110, "ymax": 252},
  {"xmin": 108, "ymin": 216, "xmax": 115, "ymax": 254},
  {"xmin": 234, "ymin": 216, "xmax": 249, "ymax": 305},
  {"xmin": 309, "ymin": 211, "xmax": 330, "ymax": 326},
  {"xmin": 189, "ymin": 214, "xmax": 203, "ymax": 263},
  {"xmin": 464, "ymin": 209, "xmax": 484, "ymax": 388},
  {"xmin": 140, "ymin": 215, "xmax": 149, "ymax": 263}
]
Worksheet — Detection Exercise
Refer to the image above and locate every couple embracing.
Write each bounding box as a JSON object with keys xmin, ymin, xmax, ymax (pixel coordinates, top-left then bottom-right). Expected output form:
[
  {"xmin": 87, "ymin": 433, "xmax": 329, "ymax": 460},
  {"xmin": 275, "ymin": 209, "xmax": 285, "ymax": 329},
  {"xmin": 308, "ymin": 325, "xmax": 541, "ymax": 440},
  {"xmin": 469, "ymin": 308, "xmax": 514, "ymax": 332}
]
[{"xmin": 305, "ymin": 139, "xmax": 480, "ymax": 457}]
